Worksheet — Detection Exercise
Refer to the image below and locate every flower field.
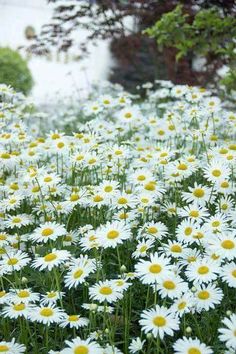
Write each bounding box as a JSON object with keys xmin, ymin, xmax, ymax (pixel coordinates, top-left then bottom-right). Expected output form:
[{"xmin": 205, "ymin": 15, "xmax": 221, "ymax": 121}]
[{"xmin": 0, "ymin": 81, "xmax": 236, "ymax": 353}]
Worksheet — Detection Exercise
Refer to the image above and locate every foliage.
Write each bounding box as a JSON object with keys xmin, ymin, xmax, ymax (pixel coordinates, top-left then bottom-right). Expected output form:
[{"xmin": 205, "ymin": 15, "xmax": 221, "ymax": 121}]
[
  {"xmin": 145, "ymin": 5, "xmax": 236, "ymax": 93},
  {"xmin": 0, "ymin": 47, "xmax": 33, "ymax": 95}
]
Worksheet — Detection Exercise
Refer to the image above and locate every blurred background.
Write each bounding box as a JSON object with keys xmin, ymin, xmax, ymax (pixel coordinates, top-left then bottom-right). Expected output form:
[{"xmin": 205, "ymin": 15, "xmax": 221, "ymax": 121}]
[{"xmin": 0, "ymin": 0, "xmax": 235, "ymax": 101}]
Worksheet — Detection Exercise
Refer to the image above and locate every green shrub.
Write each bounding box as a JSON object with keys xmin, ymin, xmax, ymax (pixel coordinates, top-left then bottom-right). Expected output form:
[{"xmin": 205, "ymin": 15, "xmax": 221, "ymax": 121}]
[{"xmin": 0, "ymin": 47, "xmax": 33, "ymax": 95}]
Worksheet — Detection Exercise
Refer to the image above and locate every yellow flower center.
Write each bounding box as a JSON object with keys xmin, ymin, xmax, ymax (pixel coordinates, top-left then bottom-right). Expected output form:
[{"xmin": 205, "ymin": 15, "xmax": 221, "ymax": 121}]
[
  {"xmin": 42, "ymin": 228, "xmax": 54, "ymax": 237},
  {"xmin": 99, "ymin": 286, "xmax": 112, "ymax": 295},
  {"xmin": 0, "ymin": 345, "xmax": 9, "ymax": 352},
  {"xmin": 1, "ymin": 153, "xmax": 10, "ymax": 159},
  {"xmin": 212, "ymin": 169, "xmax": 221, "ymax": 177},
  {"xmin": 189, "ymin": 210, "xmax": 199, "ymax": 218},
  {"xmin": 93, "ymin": 195, "xmax": 103, "ymax": 202},
  {"xmin": 73, "ymin": 269, "xmax": 84, "ymax": 279},
  {"xmin": 7, "ymin": 258, "xmax": 18, "ymax": 265},
  {"xmin": 13, "ymin": 303, "xmax": 25, "ymax": 311},
  {"xmin": 0, "ymin": 291, "xmax": 6, "ymax": 298},
  {"xmin": 149, "ymin": 264, "xmax": 162, "ymax": 274},
  {"xmin": 104, "ymin": 186, "xmax": 113, "ymax": 192},
  {"xmin": 171, "ymin": 244, "xmax": 182, "ymax": 253},
  {"xmin": 44, "ymin": 253, "xmax": 57, "ymax": 262},
  {"xmin": 140, "ymin": 245, "xmax": 148, "ymax": 253},
  {"xmin": 68, "ymin": 315, "xmax": 79, "ymax": 322},
  {"xmin": 197, "ymin": 290, "xmax": 210, "ymax": 300},
  {"xmin": 70, "ymin": 194, "xmax": 79, "ymax": 202},
  {"xmin": 47, "ymin": 292, "xmax": 56, "ymax": 298},
  {"xmin": 44, "ymin": 176, "xmax": 52, "ymax": 183},
  {"xmin": 12, "ymin": 217, "xmax": 21, "ymax": 223},
  {"xmin": 74, "ymin": 346, "xmax": 89, "ymax": 354},
  {"xmin": 177, "ymin": 163, "xmax": 187, "ymax": 170},
  {"xmin": 118, "ymin": 197, "xmax": 128, "ymax": 205},
  {"xmin": 0, "ymin": 234, "xmax": 6, "ymax": 240},
  {"xmin": 40, "ymin": 308, "xmax": 54, "ymax": 317},
  {"xmin": 51, "ymin": 133, "xmax": 60, "ymax": 139},
  {"xmin": 163, "ymin": 280, "xmax": 176, "ymax": 290},
  {"xmin": 184, "ymin": 227, "xmax": 192, "ymax": 236},
  {"xmin": 231, "ymin": 270, "xmax": 236, "ymax": 278},
  {"xmin": 197, "ymin": 266, "xmax": 209, "ymax": 275},
  {"xmin": 188, "ymin": 348, "xmax": 201, "ymax": 354},
  {"xmin": 212, "ymin": 221, "xmax": 220, "ymax": 227},
  {"xmin": 18, "ymin": 290, "xmax": 30, "ymax": 298},
  {"xmin": 147, "ymin": 226, "xmax": 157, "ymax": 234},
  {"xmin": 88, "ymin": 158, "xmax": 96, "ymax": 164},
  {"xmin": 153, "ymin": 316, "xmax": 166, "ymax": 327},
  {"xmin": 178, "ymin": 301, "xmax": 186, "ymax": 310},
  {"xmin": 144, "ymin": 183, "xmax": 155, "ymax": 191},
  {"xmin": 221, "ymin": 240, "xmax": 235, "ymax": 249},
  {"xmin": 137, "ymin": 175, "xmax": 146, "ymax": 181},
  {"xmin": 107, "ymin": 230, "xmax": 119, "ymax": 239},
  {"xmin": 193, "ymin": 188, "xmax": 205, "ymax": 198},
  {"xmin": 124, "ymin": 112, "xmax": 132, "ymax": 119},
  {"xmin": 221, "ymin": 181, "xmax": 229, "ymax": 188}
]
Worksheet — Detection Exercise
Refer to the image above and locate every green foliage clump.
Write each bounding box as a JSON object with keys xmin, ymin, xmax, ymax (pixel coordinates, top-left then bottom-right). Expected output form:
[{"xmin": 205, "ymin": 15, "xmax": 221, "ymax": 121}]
[
  {"xmin": 145, "ymin": 5, "xmax": 236, "ymax": 94},
  {"xmin": 0, "ymin": 47, "xmax": 33, "ymax": 95}
]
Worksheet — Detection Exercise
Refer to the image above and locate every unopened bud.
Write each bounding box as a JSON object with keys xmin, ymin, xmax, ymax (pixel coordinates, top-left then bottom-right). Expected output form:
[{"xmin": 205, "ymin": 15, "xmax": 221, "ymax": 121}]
[
  {"xmin": 21, "ymin": 277, "xmax": 28, "ymax": 284},
  {"xmin": 186, "ymin": 326, "xmax": 192, "ymax": 334},
  {"xmin": 120, "ymin": 265, "xmax": 127, "ymax": 273}
]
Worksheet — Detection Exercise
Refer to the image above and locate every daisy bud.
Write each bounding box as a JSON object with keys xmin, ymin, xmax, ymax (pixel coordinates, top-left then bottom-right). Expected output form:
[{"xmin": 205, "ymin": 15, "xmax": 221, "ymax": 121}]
[
  {"xmin": 21, "ymin": 277, "xmax": 28, "ymax": 284},
  {"xmin": 120, "ymin": 265, "xmax": 127, "ymax": 273},
  {"xmin": 91, "ymin": 304, "xmax": 98, "ymax": 311},
  {"xmin": 105, "ymin": 328, "xmax": 109, "ymax": 334},
  {"xmin": 186, "ymin": 326, "xmax": 192, "ymax": 334},
  {"xmin": 226, "ymin": 310, "xmax": 232, "ymax": 316},
  {"xmin": 146, "ymin": 333, "xmax": 153, "ymax": 340},
  {"xmin": 191, "ymin": 286, "xmax": 197, "ymax": 293}
]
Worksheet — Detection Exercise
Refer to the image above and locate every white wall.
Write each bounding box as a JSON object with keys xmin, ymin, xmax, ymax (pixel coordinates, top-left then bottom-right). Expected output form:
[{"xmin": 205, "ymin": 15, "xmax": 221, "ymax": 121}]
[{"xmin": 0, "ymin": 0, "xmax": 112, "ymax": 102}]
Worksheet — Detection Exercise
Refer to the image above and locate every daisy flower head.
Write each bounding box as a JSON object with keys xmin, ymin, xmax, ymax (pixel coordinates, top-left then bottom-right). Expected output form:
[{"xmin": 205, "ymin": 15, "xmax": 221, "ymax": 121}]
[
  {"xmin": 97, "ymin": 220, "xmax": 131, "ymax": 249},
  {"xmin": 2, "ymin": 299, "xmax": 33, "ymax": 319},
  {"xmin": 182, "ymin": 183, "xmax": 212, "ymax": 205},
  {"xmin": 139, "ymin": 304, "xmax": 179, "ymax": 339},
  {"xmin": 135, "ymin": 252, "xmax": 173, "ymax": 284},
  {"xmin": 173, "ymin": 336, "xmax": 213, "ymax": 354},
  {"xmin": 32, "ymin": 249, "xmax": 71, "ymax": 271},
  {"xmin": 208, "ymin": 233, "xmax": 236, "ymax": 260},
  {"xmin": 31, "ymin": 222, "xmax": 66, "ymax": 243},
  {"xmin": 194, "ymin": 284, "xmax": 223, "ymax": 312},
  {"xmin": 220, "ymin": 262, "xmax": 236, "ymax": 288},
  {"xmin": 41, "ymin": 291, "xmax": 65, "ymax": 305},
  {"xmin": 186, "ymin": 258, "xmax": 220, "ymax": 285},
  {"xmin": 7, "ymin": 288, "xmax": 39, "ymax": 304},
  {"xmin": 219, "ymin": 313, "xmax": 236, "ymax": 350},
  {"xmin": 60, "ymin": 313, "xmax": 89, "ymax": 329},
  {"xmin": 64, "ymin": 255, "xmax": 96, "ymax": 289},
  {"xmin": 89, "ymin": 280, "xmax": 123, "ymax": 304},
  {"xmin": 0, "ymin": 250, "xmax": 30, "ymax": 275},
  {"xmin": 132, "ymin": 238, "xmax": 154, "ymax": 259},
  {"xmin": 155, "ymin": 274, "xmax": 189, "ymax": 299},
  {"xmin": 129, "ymin": 337, "xmax": 146, "ymax": 353},
  {"xmin": 29, "ymin": 304, "xmax": 65, "ymax": 325},
  {"xmin": 0, "ymin": 338, "xmax": 26, "ymax": 354},
  {"xmin": 170, "ymin": 292, "xmax": 194, "ymax": 317},
  {"xmin": 204, "ymin": 159, "xmax": 230, "ymax": 183},
  {"xmin": 140, "ymin": 221, "xmax": 168, "ymax": 240},
  {"xmin": 61, "ymin": 336, "xmax": 102, "ymax": 354}
]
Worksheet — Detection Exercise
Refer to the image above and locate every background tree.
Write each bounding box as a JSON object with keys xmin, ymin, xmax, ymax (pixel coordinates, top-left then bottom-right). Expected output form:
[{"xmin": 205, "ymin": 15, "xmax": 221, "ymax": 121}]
[{"xmin": 28, "ymin": 0, "xmax": 236, "ymax": 93}]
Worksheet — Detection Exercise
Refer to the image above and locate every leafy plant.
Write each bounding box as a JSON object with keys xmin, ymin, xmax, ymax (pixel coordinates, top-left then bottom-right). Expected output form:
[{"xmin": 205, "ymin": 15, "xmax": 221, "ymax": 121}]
[
  {"xmin": 0, "ymin": 47, "xmax": 33, "ymax": 95},
  {"xmin": 145, "ymin": 5, "xmax": 236, "ymax": 94}
]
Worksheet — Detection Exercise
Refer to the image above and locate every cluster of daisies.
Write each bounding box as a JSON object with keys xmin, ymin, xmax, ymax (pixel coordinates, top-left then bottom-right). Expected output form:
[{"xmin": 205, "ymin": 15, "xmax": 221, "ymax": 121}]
[{"xmin": 0, "ymin": 81, "xmax": 235, "ymax": 353}]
